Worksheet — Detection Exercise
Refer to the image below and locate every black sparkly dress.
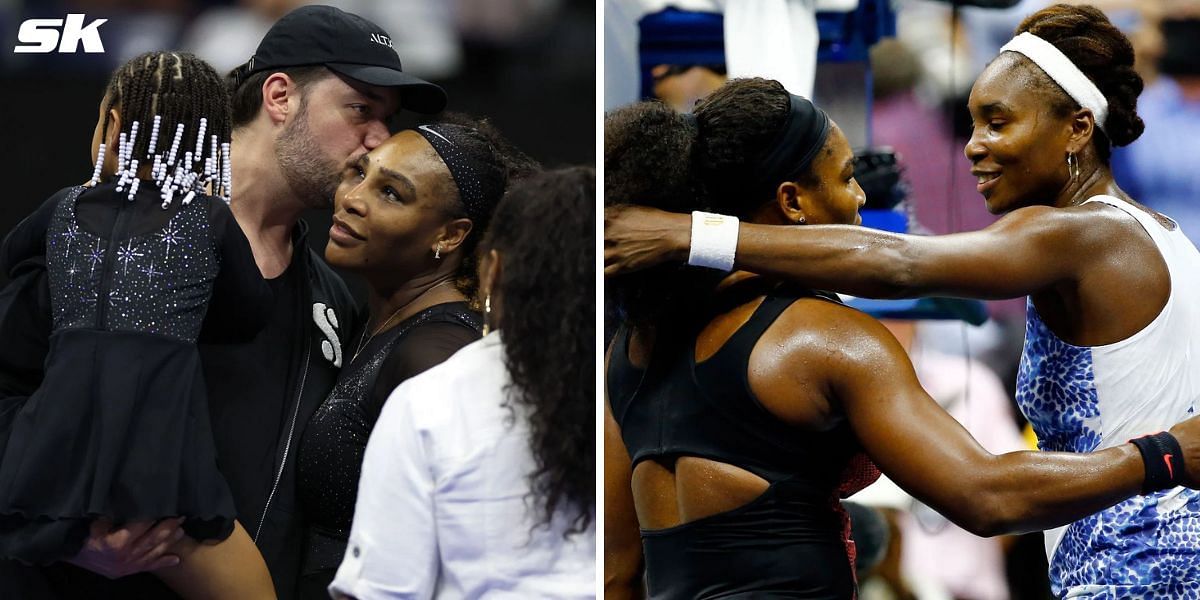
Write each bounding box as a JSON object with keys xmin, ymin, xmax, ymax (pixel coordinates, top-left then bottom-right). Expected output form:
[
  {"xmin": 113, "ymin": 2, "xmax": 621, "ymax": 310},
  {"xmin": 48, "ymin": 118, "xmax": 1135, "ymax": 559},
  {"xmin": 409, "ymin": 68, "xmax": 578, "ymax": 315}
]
[
  {"xmin": 295, "ymin": 302, "xmax": 480, "ymax": 597},
  {"xmin": 0, "ymin": 182, "xmax": 271, "ymax": 565}
]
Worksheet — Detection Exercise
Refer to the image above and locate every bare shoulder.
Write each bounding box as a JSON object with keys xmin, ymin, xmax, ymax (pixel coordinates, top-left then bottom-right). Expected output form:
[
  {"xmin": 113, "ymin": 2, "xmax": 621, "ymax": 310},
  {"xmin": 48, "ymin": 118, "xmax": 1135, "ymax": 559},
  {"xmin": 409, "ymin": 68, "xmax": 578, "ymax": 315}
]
[
  {"xmin": 1015, "ymin": 200, "xmax": 1154, "ymax": 238},
  {"xmin": 988, "ymin": 203, "xmax": 1136, "ymax": 262},
  {"xmin": 750, "ymin": 297, "xmax": 909, "ymax": 427},
  {"xmin": 758, "ymin": 296, "xmax": 902, "ymax": 369},
  {"xmin": 993, "ymin": 204, "xmax": 1093, "ymax": 237}
]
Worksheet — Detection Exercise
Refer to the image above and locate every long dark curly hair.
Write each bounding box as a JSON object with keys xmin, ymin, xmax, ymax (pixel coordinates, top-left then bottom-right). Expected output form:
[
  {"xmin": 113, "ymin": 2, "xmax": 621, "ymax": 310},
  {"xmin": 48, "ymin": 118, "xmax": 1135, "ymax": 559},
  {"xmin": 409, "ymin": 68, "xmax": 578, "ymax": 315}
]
[
  {"xmin": 605, "ymin": 77, "xmax": 795, "ymax": 326},
  {"xmin": 479, "ymin": 167, "xmax": 595, "ymax": 535}
]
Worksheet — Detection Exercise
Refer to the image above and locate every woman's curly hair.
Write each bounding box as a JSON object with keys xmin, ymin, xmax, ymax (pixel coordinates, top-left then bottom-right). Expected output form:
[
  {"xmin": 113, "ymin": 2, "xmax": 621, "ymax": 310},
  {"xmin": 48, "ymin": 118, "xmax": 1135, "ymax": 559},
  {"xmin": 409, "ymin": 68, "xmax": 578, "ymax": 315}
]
[
  {"xmin": 605, "ymin": 78, "xmax": 795, "ymax": 326},
  {"xmin": 480, "ymin": 167, "xmax": 595, "ymax": 534}
]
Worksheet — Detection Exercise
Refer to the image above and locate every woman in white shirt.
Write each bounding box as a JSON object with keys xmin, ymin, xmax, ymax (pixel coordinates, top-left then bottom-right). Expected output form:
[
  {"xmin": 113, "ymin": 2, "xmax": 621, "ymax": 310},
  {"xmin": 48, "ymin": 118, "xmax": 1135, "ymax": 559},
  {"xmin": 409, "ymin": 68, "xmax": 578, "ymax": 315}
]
[{"xmin": 330, "ymin": 167, "xmax": 597, "ymax": 600}]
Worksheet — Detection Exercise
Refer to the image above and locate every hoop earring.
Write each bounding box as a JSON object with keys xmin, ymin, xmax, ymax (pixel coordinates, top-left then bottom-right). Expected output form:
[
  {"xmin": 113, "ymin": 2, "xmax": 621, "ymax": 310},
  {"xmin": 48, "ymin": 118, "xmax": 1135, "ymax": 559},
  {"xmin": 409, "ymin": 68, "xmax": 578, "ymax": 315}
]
[
  {"xmin": 1067, "ymin": 152, "xmax": 1079, "ymax": 181},
  {"xmin": 482, "ymin": 294, "xmax": 492, "ymax": 336},
  {"xmin": 434, "ymin": 243, "xmax": 442, "ymax": 260}
]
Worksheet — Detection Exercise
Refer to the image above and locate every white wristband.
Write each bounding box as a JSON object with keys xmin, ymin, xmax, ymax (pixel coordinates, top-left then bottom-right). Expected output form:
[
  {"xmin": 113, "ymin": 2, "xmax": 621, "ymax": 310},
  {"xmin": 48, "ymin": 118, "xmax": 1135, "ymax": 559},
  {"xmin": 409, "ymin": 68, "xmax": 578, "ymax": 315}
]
[{"xmin": 688, "ymin": 211, "xmax": 740, "ymax": 271}]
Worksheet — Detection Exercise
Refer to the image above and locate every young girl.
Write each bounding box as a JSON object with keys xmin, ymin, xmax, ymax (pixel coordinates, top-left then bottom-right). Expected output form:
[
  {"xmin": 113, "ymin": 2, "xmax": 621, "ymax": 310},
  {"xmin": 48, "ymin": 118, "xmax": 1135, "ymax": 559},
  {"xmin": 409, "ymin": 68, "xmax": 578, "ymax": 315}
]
[{"xmin": 0, "ymin": 52, "xmax": 275, "ymax": 598}]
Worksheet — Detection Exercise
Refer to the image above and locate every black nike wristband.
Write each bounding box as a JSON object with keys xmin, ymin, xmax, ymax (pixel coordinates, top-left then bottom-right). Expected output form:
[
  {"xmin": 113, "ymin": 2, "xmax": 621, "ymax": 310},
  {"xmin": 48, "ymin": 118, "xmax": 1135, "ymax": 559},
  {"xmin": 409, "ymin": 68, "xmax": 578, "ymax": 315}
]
[{"xmin": 1130, "ymin": 431, "xmax": 1185, "ymax": 494}]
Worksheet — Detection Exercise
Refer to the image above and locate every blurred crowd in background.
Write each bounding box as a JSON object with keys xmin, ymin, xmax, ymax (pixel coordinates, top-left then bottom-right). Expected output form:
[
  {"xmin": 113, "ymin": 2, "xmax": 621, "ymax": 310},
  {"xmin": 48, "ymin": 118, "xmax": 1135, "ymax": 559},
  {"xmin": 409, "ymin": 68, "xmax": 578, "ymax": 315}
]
[{"xmin": 0, "ymin": 0, "xmax": 594, "ymax": 292}]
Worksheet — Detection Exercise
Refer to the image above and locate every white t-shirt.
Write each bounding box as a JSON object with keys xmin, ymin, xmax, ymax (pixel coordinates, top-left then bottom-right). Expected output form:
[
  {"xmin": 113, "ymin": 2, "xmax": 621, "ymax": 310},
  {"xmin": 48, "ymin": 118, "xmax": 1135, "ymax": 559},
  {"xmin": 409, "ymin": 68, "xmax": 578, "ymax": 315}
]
[{"xmin": 329, "ymin": 334, "xmax": 596, "ymax": 599}]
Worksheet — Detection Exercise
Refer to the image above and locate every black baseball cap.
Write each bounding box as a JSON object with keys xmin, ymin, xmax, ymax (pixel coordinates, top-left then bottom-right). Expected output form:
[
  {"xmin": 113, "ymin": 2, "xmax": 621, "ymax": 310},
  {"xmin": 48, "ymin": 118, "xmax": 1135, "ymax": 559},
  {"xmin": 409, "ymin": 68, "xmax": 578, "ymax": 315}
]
[{"xmin": 236, "ymin": 5, "xmax": 447, "ymax": 114}]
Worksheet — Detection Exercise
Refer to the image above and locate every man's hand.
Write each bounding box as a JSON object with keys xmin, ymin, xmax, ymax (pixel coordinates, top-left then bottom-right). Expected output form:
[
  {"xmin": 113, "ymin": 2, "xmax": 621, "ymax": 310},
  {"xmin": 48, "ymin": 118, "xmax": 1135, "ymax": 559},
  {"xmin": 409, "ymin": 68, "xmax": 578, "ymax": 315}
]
[
  {"xmin": 65, "ymin": 517, "xmax": 185, "ymax": 579},
  {"xmin": 603, "ymin": 206, "xmax": 692, "ymax": 276}
]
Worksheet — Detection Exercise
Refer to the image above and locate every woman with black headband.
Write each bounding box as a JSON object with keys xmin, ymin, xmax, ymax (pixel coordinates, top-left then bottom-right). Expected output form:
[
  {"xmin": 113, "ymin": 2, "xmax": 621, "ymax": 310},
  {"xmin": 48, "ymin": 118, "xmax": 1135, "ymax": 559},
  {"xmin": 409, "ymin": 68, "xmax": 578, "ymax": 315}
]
[
  {"xmin": 608, "ymin": 5, "xmax": 1200, "ymax": 597},
  {"xmin": 604, "ymin": 76, "xmax": 1200, "ymax": 600},
  {"xmin": 293, "ymin": 118, "xmax": 537, "ymax": 598},
  {"xmin": 330, "ymin": 168, "xmax": 596, "ymax": 599}
]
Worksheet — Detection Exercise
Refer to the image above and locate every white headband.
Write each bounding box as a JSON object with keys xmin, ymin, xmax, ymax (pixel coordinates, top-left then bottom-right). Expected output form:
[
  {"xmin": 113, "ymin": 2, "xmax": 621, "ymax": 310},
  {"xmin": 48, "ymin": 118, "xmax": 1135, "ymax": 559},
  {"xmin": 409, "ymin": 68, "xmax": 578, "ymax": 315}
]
[{"xmin": 998, "ymin": 32, "xmax": 1108, "ymax": 131}]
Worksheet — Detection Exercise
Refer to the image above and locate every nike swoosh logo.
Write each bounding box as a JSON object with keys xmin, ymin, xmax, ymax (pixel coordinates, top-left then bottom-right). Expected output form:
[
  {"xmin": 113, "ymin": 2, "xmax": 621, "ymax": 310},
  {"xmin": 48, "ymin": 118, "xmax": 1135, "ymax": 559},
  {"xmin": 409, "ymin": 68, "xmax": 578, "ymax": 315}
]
[{"xmin": 1164, "ymin": 454, "xmax": 1175, "ymax": 480}]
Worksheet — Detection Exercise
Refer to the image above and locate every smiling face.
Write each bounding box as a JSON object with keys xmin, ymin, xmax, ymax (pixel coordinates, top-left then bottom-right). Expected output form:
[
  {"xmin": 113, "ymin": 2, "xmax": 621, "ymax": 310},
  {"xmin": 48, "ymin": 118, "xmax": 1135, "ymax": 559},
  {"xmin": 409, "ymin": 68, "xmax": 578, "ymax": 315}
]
[
  {"xmin": 276, "ymin": 72, "xmax": 402, "ymax": 209},
  {"xmin": 325, "ymin": 131, "xmax": 465, "ymax": 282},
  {"xmin": 965, "ymin": 54, "xmax": 1077, "ymax": 214}
]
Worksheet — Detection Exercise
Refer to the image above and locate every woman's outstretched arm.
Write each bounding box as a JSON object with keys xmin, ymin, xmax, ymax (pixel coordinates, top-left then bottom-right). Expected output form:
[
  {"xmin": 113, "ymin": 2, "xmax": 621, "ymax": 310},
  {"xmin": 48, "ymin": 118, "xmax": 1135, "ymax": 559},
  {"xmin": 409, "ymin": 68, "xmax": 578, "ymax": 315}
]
[
  {"xmin": 758, "ymin": 299, "xmax": 1200, "ymax": 537},
  {"xmin": 604, "ymin": 203, "xmax": 1109, "ymax": 301}
]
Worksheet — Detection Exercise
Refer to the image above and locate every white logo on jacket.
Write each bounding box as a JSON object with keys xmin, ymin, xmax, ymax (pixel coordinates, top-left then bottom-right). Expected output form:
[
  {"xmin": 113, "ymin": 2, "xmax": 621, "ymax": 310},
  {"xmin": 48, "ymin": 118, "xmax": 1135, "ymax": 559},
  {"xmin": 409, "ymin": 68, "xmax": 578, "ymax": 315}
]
[{"xmin": 313, "ymin": 303, "xmax": 342, "ymax": 368}]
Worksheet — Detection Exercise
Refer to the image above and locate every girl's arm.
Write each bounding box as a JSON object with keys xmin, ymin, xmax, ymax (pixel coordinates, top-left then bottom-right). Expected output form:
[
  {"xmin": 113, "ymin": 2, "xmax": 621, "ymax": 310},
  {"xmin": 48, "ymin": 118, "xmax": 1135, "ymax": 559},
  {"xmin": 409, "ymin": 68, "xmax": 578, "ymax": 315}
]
[
  {"xmin": 0, "ymin": 259, "xmax": 50, "ymax": 398},
  {"xmin": 1, "ymin": 187, "xmax": 77, "ymax": 275}
]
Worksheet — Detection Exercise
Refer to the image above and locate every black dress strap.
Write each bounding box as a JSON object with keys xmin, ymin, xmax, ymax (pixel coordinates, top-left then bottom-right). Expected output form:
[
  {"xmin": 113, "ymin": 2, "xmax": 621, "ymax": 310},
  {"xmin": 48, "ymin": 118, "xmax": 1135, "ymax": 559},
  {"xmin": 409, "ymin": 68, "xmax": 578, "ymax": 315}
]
[
  {"xmin": 689, "ymin": 286, "xmax": 849, "ymax": 481},
  {"xmin": 606, "ymin": 326, "xmax": 642, "ymax": 419},
  {"xmin": 695, "ymin": 284, "xmax": 839, "ymax": 382}
]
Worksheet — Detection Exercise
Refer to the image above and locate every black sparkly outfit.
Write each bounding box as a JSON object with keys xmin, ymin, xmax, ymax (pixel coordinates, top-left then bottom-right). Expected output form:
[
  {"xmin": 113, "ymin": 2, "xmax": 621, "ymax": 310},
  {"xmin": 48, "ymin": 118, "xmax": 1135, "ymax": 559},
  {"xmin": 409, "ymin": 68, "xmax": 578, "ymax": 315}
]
[
  {"xmin": 0, "ymin": 182, "xmax": 270, "ymax": 565},
  {"xmin": 296, "ymin": 301, "xmax": 480, "ymax": 598}
]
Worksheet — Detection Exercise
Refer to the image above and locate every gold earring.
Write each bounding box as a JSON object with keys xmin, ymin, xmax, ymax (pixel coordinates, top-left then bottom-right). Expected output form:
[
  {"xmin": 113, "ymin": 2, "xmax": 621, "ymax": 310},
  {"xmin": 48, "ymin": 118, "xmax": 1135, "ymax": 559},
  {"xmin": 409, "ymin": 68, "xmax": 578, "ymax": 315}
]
[{"xmin": 482, "ymin": 294, "xmax": 492, "ymax": 336}]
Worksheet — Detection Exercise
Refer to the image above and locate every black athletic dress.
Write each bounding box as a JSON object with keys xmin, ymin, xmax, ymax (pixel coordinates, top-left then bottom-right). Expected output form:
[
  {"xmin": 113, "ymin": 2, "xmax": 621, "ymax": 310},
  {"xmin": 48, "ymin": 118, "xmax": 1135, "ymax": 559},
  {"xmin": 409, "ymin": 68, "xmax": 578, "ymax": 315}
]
[
  {"xmin": 608, "ymin": 284, "xmax": 880, "ymax": 599},
  {"xmin": 0, "ymin": 182, "xmax": 270, "ymax": 565},
  {"xmin": 295, "ymin": 302, "xmax": 480, "ymax": 598}
]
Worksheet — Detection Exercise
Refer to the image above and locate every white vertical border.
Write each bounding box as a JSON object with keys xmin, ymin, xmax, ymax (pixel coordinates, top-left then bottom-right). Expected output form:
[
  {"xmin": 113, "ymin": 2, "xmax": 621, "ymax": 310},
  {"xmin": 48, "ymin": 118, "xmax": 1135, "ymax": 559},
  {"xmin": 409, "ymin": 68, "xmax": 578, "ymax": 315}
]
[{"xmin": 594, "ymin": 0, "xmax": 607, "ymax": 596}]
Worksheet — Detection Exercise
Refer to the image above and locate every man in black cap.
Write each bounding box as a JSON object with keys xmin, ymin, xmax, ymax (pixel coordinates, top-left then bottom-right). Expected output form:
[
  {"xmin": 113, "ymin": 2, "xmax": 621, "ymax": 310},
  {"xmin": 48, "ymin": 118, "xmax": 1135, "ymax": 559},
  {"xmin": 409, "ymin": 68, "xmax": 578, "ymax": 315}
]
[{"xmin": 0, "ymin": 5, "xmax": 445, "ymax": 599}]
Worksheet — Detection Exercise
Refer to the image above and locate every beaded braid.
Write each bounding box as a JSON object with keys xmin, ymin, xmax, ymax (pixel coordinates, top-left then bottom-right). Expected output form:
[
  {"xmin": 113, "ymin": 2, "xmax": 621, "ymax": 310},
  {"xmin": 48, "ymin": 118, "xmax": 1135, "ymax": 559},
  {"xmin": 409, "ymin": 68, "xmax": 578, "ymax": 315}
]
[{"xmin": 95, "ymin": 52, "xmax": 234, "ymax": 206}]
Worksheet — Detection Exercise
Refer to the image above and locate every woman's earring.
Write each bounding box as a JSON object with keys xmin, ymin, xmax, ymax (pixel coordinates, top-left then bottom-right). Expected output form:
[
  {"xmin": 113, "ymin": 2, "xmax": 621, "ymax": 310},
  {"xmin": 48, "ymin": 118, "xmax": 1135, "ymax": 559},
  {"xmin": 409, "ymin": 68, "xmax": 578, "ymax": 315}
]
[
  {"xmin": 482, "ymin": 294, "xmax": 492, "ymax": 336},
  {"xmin": 434, "ymin": 242, "xmax": 442, "ymax": 260}
]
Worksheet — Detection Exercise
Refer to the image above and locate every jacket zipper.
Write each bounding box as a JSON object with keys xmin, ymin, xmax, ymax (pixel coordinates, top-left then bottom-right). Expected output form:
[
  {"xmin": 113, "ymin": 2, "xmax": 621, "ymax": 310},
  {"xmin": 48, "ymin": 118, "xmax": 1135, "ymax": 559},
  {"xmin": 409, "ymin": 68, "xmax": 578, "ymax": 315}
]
[
  {"xmin": 96, "ymin": 201, "xmax": 133, "ymax": 328},
  {"xmin": 254, "ymin": 341, "xmax": 309, "ymax": 542}
]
